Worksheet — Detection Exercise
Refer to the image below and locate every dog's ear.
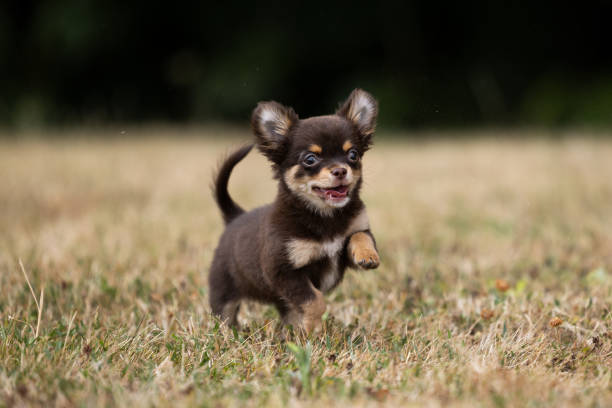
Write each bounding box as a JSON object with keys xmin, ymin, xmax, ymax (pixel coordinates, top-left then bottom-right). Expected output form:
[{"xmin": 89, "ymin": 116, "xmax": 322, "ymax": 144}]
[
  {"xmin": 336, "ymin": 89, "xmax": 378, "ymax": 149},
  {"xmin": 251, "ymin": 101, "xmax": 298, "ymax": 164}
]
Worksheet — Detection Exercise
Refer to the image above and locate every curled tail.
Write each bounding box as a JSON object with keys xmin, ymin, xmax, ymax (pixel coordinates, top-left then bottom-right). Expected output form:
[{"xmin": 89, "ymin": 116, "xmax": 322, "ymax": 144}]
[{"xmin": 212, "ymin": 144, "xmax": 254, "ymax": 224}]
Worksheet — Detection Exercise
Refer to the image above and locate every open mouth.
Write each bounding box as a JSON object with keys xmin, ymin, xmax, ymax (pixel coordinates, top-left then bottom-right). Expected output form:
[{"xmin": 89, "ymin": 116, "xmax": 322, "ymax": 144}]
[{"xmin": 312, "ymin": 185, "xmax": 349, "ymax": 201}]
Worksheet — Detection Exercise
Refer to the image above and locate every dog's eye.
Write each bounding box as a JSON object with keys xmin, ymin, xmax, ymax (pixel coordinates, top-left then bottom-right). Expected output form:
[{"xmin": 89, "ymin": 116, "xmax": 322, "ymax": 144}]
[
  {"xmin": 347, "ymin": 149, "xmax": 359, "ymax": 163},
  {"xmin": 303, "ymin": 153, "xmax": 319, "ymax": 167}
]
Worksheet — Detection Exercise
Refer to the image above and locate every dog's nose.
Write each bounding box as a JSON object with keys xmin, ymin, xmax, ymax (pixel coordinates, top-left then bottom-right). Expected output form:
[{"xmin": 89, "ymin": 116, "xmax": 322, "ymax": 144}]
[{"xmin": 331, "ymin": 167, "xmax": 347, "ymax": 179}]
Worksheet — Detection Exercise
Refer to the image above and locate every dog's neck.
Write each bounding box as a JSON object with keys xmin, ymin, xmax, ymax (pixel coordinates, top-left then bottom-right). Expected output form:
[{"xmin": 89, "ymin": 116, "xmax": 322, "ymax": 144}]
[{"xmin": 271, "ymin": 182, "xmax": 364, "ymax": 240}]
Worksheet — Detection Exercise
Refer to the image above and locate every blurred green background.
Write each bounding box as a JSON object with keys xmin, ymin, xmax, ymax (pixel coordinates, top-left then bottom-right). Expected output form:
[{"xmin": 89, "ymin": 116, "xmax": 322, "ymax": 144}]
[{"xmin": 1, "ymin": 1, "xmax": 611, "ymax": 131}]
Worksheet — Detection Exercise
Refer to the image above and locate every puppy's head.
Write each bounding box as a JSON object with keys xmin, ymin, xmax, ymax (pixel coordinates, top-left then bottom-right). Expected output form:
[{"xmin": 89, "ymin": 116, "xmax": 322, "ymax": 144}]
[{"xmin": 251, "ymin": 89, "xmax": 378, "ymax": 215}]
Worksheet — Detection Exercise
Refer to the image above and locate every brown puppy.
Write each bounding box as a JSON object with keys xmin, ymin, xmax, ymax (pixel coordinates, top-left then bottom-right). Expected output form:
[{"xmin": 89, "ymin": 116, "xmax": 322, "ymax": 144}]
[{"xmin": 209, "ymin": 89, "xmax": 380, "ymax": 333}]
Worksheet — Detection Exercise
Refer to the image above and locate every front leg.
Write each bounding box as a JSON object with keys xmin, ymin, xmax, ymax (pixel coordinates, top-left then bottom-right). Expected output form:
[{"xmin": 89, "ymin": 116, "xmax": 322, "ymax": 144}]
[
  {"xmin": 348, "ymin": 231, "xmax": 380, "ymax": 269},
  {"xmin": 273, "ymin": 272, "xmax": 326, "ymax": 334}
]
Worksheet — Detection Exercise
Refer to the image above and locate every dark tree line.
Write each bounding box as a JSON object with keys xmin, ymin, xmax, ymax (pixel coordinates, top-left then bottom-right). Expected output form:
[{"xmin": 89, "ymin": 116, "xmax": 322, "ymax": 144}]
[{"xmin": 1, "ymin": 0, "xmax": 611, "ymax": 130}]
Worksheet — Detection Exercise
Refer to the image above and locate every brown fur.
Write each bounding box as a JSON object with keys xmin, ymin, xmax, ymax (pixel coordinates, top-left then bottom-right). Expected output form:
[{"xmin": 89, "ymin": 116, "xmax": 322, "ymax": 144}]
[{"xmin": 209, "ymin": 89, "xmax": 380, "ymax": 333}]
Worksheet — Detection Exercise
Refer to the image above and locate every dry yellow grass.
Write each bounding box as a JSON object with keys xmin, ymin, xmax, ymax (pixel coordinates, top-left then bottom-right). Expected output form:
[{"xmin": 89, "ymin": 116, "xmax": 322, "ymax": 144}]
[{"xmin": 1, "ymin": 128, "xmax": 612, "ymax": 407}]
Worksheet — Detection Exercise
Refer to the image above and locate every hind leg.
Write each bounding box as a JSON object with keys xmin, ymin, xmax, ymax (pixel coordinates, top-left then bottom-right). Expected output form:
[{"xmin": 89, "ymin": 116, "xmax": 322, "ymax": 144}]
[
  {"xmin": 209, "ymin": 262, "xmax": 241, "ymax": 327},
  {"xmin": 219, "ymin": 300, "xmax": 240, "ymax": 326},
  {"xmin": 210, "ymin": 288, "xmax": 241, "ymax": 327}
]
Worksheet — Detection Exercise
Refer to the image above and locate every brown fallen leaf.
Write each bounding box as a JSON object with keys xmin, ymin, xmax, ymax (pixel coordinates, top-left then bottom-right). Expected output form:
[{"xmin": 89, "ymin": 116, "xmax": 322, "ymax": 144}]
[
  {"xmin": 481, "ymin": 309, "xmax": 495, "ymax": 320},
  {"xmin": 495, "ymin": 279, "xmax": 510, "ymax": 292},
  {"xmin": 367, "ymin": 387, "xmax": 389, "ymax": 402},
  {"xmin": 549, "ymin": 317, "xmax": 563, "ymax": 327}
]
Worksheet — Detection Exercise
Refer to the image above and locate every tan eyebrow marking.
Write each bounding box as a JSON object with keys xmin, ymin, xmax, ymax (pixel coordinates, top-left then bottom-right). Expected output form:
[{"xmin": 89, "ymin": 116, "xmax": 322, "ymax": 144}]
[
  {"xmin": 308, "ymin": 144, "xmax": 322, "ymax": 154},
  {"xmin": 343, "ymin": 141, "xmax": 353, "ymax": 151}
]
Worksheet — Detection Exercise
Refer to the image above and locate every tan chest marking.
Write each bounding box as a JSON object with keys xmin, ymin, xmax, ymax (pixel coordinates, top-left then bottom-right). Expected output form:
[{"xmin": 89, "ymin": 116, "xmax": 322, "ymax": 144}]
[
  {"xmin": 286, "ymin": 236, "xmax": 344, "ymax": 269},
  {"xmin": 285, "ymin": 208, "xmax": 371, "ymax": 269}
]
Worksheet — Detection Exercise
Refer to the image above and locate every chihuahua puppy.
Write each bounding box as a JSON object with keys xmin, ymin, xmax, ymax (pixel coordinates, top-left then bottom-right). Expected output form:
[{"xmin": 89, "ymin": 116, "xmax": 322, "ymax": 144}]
[{"xmin": 209, "ymin": 89, "xmax": 380, "ymax": 332}]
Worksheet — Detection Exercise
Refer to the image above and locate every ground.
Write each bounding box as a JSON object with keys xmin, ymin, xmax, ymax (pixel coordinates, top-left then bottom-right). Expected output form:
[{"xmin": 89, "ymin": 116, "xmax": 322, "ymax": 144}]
[{"xmin": 1, "ymin": 128, "xmax": 611, "ymax": 407}]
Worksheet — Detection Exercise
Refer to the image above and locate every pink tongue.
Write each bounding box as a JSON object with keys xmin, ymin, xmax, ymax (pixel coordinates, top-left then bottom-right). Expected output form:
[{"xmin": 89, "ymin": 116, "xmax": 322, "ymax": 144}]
[{"xmin": 325, "ymin": 189, "xmax": 346, "ymax": 199}]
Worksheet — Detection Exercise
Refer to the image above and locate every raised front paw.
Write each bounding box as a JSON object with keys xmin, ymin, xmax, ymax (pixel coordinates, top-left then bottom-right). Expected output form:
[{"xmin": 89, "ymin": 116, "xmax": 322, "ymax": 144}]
[
  {"xmin": 349, "ymin": 231, "xmax": 380, "ymax": 269},
  {"xmin": 353, "ymin": 247, "xmax": 380, "ymax": 269}
]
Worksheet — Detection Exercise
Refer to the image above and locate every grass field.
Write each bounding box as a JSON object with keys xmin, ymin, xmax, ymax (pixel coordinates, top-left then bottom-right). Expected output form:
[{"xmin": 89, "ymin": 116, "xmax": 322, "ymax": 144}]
[{"xmin": 1, "ymin": 129, "xmax": 612, "ymax": 407}]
